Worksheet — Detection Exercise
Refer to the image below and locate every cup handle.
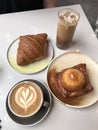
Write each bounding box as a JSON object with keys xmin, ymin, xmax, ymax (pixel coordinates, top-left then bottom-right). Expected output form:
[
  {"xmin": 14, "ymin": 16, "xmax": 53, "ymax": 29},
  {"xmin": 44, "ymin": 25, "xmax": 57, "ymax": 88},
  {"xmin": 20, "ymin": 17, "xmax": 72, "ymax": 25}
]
[{"xmin": 43, "ymin": 101, "xmax": 50, "ymax": 108}]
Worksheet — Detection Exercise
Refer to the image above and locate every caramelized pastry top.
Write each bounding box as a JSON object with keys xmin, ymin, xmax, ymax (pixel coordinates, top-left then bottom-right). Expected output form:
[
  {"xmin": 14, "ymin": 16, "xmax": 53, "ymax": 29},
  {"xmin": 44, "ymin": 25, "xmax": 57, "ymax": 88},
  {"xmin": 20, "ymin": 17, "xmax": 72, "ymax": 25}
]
[{"xmin": 58, "ymin": 68, "xmax": 86, "ymax": 92}]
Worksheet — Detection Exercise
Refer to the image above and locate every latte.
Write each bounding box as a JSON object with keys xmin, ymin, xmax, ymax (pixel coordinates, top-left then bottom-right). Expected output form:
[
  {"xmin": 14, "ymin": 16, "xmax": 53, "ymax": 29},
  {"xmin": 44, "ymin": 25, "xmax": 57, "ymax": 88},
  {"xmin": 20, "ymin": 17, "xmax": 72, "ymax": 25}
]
[{"xmin": 8, "ymin": 81, "xmax": 43, "ymax": 117}]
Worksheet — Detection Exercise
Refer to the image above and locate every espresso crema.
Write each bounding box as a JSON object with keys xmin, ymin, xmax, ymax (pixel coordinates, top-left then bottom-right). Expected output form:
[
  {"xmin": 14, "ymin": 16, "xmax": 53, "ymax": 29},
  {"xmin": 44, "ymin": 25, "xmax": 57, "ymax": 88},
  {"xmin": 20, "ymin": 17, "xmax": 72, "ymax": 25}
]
[{"xmin": 9, "ymin": 81, "xmax": 43, "ymax": 116}]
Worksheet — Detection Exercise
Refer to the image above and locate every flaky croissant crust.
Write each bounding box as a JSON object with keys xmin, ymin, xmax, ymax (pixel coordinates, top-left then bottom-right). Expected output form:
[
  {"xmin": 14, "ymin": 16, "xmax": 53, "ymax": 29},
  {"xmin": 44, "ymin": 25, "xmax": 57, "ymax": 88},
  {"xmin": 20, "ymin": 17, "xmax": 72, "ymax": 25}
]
[{"xmin": 17, "ymin": 33, "xmax": 48, "ymax": 66}]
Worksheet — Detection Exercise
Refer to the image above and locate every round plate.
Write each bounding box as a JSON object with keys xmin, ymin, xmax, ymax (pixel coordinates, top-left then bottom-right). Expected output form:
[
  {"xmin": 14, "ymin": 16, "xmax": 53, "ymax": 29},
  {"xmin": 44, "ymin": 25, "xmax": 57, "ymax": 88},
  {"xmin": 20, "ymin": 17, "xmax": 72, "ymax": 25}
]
[
  {"xmin": 7, "ymin": 38, "xmax": 54, "ymax": 74},
  {"xmin": 47, "ymin": 52, "xmax": 98, "ymax": 108},
  {"xmin": 6, "ymin": 79, "xmax": 52, "ymax": 126}
]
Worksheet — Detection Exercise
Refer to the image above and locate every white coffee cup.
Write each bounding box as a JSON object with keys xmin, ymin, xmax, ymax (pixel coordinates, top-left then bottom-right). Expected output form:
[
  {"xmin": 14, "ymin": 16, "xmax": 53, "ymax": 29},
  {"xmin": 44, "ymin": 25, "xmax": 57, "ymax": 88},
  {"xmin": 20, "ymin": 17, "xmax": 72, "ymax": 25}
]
[{"xmin": 6, "ymin": 80, "xmax": 49, "ymax": 125}]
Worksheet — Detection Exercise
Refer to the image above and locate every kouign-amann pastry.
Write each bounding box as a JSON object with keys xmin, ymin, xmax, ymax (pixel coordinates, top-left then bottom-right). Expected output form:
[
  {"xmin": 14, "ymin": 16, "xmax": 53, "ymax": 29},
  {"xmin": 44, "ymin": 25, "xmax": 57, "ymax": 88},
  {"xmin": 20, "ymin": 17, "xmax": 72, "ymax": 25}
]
[
  {"xmin": 57, "ymin": 63, "xmax": 93, "ymax": 97},
  {"xmin": 58, "ymin": 68, "xmax": 86, "ymax": 92},
  {"xmin": 48, "ymin": 63, "xmax": 93, "ymax": 98},
  {"xmin": 17, "ymin": 33, "xmax": 48, "ymax": 66}
]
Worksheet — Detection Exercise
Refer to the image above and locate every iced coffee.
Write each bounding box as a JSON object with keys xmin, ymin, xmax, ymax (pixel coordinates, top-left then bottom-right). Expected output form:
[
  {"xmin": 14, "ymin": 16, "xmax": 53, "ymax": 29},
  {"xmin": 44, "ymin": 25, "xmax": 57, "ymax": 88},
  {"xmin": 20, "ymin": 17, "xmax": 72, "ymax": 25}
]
[{"xmin": 56, "ymin": 8, "xmax": 80, "ymax": 49}]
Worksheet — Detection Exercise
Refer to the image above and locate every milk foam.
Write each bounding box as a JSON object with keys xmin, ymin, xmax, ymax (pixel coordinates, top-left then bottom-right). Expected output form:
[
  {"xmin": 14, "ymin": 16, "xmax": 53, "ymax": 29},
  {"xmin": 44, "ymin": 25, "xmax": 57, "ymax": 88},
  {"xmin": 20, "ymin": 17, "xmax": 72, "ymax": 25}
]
[
  {"xmin": 59, "ymin": 11, "xmax": 79, "ymax": 24},
  {"xmin": 15, "ymin": 85, "xmax": 37, "ymax": 112}
]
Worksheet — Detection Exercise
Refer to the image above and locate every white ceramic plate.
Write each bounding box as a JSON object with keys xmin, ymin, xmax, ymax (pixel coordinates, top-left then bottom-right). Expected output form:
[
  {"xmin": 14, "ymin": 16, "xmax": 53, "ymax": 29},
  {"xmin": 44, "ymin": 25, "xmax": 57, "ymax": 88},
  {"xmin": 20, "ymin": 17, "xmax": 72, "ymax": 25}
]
[
  {"xmin": 47, "ymin": 52, "xmax": 98, "ymax": 108},
  {"xmin": 7, "ymin": 38, "xmax": 54, "ymax": 74}
]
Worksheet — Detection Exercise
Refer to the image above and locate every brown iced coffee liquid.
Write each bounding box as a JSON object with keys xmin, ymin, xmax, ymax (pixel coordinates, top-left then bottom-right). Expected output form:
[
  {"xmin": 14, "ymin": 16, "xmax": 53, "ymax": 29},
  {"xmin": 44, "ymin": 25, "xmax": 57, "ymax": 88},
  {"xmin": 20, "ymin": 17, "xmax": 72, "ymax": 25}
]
[{"xmin": 56, "ymin": 9, "xmax": 79, "ymax": 49}]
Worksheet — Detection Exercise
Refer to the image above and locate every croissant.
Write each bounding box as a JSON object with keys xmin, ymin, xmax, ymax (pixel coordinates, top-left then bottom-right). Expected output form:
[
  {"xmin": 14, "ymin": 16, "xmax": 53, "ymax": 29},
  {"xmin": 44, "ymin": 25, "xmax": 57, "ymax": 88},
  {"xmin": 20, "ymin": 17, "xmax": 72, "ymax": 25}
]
[{"xmin": 17, "ymin": 33, "xmax": 48, "ymax": 66}]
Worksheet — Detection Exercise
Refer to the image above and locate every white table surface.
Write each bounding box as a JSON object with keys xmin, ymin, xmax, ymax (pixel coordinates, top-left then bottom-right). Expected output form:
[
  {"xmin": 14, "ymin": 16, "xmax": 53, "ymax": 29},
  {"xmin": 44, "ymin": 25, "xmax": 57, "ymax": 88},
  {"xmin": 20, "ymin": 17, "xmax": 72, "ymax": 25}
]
[{"xmin": 0, "ymin": 4, "xmax": 98, "ymax": 130}]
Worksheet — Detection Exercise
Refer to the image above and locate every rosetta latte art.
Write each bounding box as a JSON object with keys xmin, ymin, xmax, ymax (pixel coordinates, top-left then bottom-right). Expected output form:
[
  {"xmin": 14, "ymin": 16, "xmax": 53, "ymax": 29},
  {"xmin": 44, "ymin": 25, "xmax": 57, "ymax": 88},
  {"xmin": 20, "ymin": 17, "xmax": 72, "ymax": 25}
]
[
  {"xmin": 9, "ymin": 81, "xmax": 43, "ymax": 116},
  {"xmin": 15, "ymin": 86, "xmax": 37, "ymax": 112}
]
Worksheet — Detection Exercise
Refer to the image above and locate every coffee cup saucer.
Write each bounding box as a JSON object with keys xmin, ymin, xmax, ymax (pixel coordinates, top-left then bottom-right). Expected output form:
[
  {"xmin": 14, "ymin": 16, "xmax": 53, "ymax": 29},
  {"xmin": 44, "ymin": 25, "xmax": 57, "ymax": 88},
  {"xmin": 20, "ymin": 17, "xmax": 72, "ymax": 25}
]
[{"xmin": 6, "ymin": 79, "xmax": 52, "ymax": 126}]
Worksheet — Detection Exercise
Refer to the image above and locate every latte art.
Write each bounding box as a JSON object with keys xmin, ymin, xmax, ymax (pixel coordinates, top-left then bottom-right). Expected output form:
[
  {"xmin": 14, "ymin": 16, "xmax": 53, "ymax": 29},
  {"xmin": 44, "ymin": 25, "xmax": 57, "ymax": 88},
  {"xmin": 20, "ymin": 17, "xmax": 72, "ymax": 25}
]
[
  {"xmin": 9, "ymin": 81, "xmax": 43, "ymax": 116},
  {"xmin": 15, "ymin": 86, "xmax": 37, "ymax": 112}
]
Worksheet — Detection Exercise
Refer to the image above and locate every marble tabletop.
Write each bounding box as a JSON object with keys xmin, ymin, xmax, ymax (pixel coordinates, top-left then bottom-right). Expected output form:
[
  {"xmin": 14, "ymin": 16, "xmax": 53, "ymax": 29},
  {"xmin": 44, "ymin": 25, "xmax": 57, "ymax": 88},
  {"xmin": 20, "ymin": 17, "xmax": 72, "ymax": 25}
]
[{"xmin": 0, "ymin": 4, "xmax": 98, "ymax": 130}]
